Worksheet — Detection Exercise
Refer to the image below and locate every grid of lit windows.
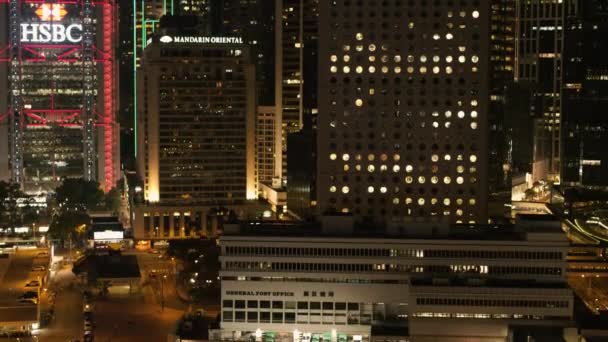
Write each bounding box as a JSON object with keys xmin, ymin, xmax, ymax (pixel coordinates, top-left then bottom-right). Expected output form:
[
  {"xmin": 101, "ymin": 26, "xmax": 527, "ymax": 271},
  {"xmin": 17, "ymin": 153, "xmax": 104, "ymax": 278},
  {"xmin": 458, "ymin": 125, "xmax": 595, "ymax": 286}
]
[{"xmin": 318, "ymin": 0, "xmax": 489, "ymax": 223}]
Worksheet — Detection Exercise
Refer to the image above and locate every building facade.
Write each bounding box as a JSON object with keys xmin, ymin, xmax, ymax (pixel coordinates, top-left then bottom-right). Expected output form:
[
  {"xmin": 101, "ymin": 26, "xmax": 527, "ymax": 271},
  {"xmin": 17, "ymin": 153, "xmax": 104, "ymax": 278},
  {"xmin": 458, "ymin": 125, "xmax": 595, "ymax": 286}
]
[
  {"xmin": 134, "ymin": 33, "xmax": 255, "ymax": 239},
  {"xmin": 317, "ymin": 1, "xmax": 490, "ymax": 224},
  {"xmin": 515, "ymin": 0, "xmax": 565, "ymax": 182},
  {"xmin": 488, "ymin": 0, "xmax": 516, "ymax": 220},
  {"xmin": 215, "ymin": 217, "xmax": 574, "ymax": 341},
  {"xmin": 0, "ymin": 1, "xmax": 119, "ymax": 193},
  {"xmin": 275, "ymin": 0, "xmax": 319, "ymax": 183},
  {"xmin": 256, "ymin": 106, "xmax": 279, "ymax": 189},
  {"xmin": 221, "ymin": 0, "xmax": 276, "ymax": 106},
  {"xmin": 561, "ymin": 0, "xmax": 608, "ymax": 187}
]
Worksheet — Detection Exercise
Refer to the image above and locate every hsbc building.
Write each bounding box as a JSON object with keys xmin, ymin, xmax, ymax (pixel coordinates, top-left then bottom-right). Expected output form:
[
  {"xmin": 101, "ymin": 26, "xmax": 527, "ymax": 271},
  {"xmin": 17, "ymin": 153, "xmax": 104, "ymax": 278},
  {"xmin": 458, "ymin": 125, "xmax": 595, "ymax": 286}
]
[{"xmin": 0, "ymin": 1, "xmax": 119, "ymax": 193}]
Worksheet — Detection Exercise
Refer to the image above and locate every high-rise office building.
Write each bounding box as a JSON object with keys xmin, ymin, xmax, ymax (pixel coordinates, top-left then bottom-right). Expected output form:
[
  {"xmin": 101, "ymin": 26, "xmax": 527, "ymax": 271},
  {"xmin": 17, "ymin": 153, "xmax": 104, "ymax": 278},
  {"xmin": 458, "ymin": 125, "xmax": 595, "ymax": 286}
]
[
  {"xmin": 255, "ymin": 106, "xmax": 278, "ymax": 188},
  {"xmin": 562, "ymin": 0, "xmax": 608, "ymax": 186},
  {"xmin": 131, "ymin": 0, "xmax": 218, "ymax": 159},
  {"xmin": 0, "ymin": 1, "xmax": 119, "ymax": 193},
  {"xmin": 515, "ymin": 0, "xmax": 564, "ymax": 182},
  {"xmin": 488, "ymin": 0, "xmax": 516, "ymax": 220},
  {"xmin": 134, "ymin": 31, "xmax": 255, "ymax": 240},
  {"xmin": 222, "ymin": 0, "xmax": 275, "ymax": 106},
  {"xmin": 275, "ymin": 0, "xmax": 319, "ymax": 182},
  {"xmin": 317, "ymin": 2, "xmax": 490, "ymax": 225}
]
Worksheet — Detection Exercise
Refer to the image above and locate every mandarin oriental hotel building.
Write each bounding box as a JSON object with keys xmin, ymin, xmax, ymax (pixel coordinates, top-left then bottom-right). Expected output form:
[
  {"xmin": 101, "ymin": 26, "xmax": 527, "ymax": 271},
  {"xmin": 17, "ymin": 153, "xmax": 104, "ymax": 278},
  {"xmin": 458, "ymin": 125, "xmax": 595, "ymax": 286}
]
[{"xmin": 214, "ymin": 215, "xmax": 574, "ymax": 341}]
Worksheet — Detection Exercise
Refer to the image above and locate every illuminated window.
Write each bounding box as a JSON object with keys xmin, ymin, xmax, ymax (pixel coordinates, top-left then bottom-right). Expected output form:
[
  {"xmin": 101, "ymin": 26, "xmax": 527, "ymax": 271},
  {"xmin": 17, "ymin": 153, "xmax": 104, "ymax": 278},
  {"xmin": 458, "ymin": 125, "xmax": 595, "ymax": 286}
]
[
  {"xmin": 418, "ymin": 176, "xmax": 426, "ymax": 184},
  {"xmin": 344, "ymin": 55, "xmax": 350, "ymax": 62},
  {"xmin": 470, "ymin": 155, "xmax": 477, "ymax": 163},
  {"xmin": 443, "ymin": 198, "xmax": 451, "ymax": 206},
  {"xmin": 367, "ymin": 165, "xmax": 375, "ymax": 172},
  {"xmin": 356, "ymin": 32, "xmax": 364, "ymax": 41},
  {"xmin": 405, "ymin": 165, "xmax": 413, "ymax": 173},
  {"xmin": 472, "ymin": 10, "xmax": 480, "ymax": 18},
  {"xmin": 355, "ymin": 98, "xmax": 363, "ymax": 107},
  {"xmin": 342, "ymin": 186, "xmax": 350, "ymax": 194},
  {"xmin": 380, "ymin": 187, "xmax": 387, "ymax": 194},
  {"xmin": 368, "ymin": 44, "xmax": 376, "ymax": 52},
  {"xmin": 458, "ymin": 55, "xmax": 466, "ymax": 63},
  {"xmin": 342, "ymin": 154, "xmax": 350, "ymax": 161},
  {"xmin": 330, "ymin": 153, "xmax": 337, "ymax": 160},
  {"xmin": 418, "ymin": 198, "xmax": 425, "ymax": 206},
  {"xmin": 471, "ymin": 111, "xmax": 478, "ymax": 118},
  {"xmin": 405, "ymin": 176, "xmax": 413, "ymax": 184},
  {"xmin": 456, "ymin": 177, "xmax": 464, "ymax": 184},
  {"xmin": 367, "ymin": 186, "xmax": 375, "ymax": 193},
  {"xmin": 343, "ymin": 66, "xmax": 351, "ymax": 73},
  {"xmin": 393, "ymin": 165, "xmax": 401, "ymax": 173},
  {"xmin": 446, "ymin": 33, "xmax": 454, "ymax": 40},
  {"xmin": 330, "ymin": 66, "xmax": 337, "ymax": 73},
  {"xmin": 330, "ymin": 186, "xmax": 337, "ymax": 193},
  {"xmin": 330, "ymin": 55, "xmax": 338, "ymax": 62},
  {"xmin": 443, "ymin": 176, "xmax": 452, "ymax": 184}
]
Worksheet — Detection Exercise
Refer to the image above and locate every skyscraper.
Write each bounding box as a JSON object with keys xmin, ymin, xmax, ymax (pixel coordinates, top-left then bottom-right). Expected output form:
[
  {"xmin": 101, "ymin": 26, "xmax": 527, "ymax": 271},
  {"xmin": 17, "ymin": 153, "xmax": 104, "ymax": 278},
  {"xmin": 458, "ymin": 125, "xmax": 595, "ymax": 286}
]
[
  {"xmin": 275, "ymin": 0, "xmax": 319, "ymax": 182},
  {"xmin": 0, "ymin": 1, "xmax": 119, "ymax": 192},
  {"xmin": 488, "ymin": 0, "xmax": 516, "ymax": 220},
  {"xmin": 131, "ymin": 0, "xmax": 218, "ymax": 159},
  {"xmin": 317, "ymin": 1, "xmax": 490, "ymax": 225},
  {"xmin": 221, "ymin": 0, "xmax": 275, "ymax": 106},
  {"xmin": 562, "ymin": 0, "xmax": 608, "ymax": 186},
  {"xmin": 515, "ymin": 0, "xmax": 564, "ymax": 182},
  {"xmin": 134, "ymin": 31, "xmax": 255, "ymax": 240}
]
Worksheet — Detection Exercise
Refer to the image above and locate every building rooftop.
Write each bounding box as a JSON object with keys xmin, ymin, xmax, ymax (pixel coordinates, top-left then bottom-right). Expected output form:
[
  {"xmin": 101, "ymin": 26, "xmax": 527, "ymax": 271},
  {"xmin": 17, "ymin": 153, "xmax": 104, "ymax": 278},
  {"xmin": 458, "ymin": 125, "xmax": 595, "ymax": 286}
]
[{"xmin": 223, "ymin": 214, "xmax": 566, "ymax": 243}]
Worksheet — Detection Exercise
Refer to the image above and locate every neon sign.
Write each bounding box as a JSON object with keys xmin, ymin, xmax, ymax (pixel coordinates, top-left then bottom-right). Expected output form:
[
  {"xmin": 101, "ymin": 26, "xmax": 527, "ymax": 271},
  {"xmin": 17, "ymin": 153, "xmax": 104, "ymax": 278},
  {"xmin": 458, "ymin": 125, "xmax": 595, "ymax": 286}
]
[
  {"xmin": 159, "ymin": 35, "xmax": 244, "ymax": 44},
  {"xmin": 21, "ymin": 4, "xmax": 83, "ymax": 44}
]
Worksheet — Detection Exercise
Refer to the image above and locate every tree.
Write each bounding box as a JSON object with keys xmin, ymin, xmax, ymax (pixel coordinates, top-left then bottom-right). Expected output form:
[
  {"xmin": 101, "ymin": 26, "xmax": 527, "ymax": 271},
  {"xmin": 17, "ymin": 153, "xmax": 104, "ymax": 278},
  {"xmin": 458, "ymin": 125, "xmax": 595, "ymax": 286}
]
[
  {"xmin": 48, "ymin": 210, "xmax": 89, "ymax": 243},
  {"xmin": 54, "ymin": 178, "xmax": 105, "ymax": 211},
  {"xmin": 104, "ymin": 187, "xmax": 122, "ymax": 215}
]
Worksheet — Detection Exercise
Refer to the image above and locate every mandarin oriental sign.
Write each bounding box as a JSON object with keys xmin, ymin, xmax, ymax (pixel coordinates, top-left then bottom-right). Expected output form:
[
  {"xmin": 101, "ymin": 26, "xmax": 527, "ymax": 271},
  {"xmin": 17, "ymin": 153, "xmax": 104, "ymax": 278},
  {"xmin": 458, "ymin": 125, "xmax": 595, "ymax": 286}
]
[
  {"xmin": 20, "ymin": 4, "xmax": 83, "ymax": 44},
  {"xmin": 160, "ymin": 35, "xmax": 244, "ymax": 44}
]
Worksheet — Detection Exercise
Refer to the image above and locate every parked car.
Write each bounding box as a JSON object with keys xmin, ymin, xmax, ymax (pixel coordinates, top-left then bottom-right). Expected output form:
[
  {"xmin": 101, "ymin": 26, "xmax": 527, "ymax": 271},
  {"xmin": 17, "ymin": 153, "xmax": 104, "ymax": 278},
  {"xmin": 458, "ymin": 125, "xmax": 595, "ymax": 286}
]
[
  {"xmin": 84, "ymin": 320, "xmax": 94, "ymax": 331},
  {"xmin": 31, "ymin": 265, "xmax": 45, "ymax": 272},
  {"xmin": 25, "ymin": 280, "xmax": 40, "ymax": 287},
  {"xmin": 18, "ymin": 298, "xmax": 38, "ymax": 304}
]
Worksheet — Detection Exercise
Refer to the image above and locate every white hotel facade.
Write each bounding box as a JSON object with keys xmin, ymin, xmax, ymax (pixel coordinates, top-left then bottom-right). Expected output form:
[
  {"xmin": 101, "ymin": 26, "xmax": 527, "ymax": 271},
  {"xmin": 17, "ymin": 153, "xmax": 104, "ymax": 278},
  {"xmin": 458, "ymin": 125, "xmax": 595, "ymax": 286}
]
[{"xmin": 214, "ymin": 216, "xmax": 576, "ymax": 342}]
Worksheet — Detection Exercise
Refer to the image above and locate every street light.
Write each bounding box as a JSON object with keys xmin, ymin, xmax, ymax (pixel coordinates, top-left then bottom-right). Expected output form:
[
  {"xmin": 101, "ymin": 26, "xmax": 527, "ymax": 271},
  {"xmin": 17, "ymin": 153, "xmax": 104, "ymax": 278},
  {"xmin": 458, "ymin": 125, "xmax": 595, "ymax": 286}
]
[{"xmin": 161, "ymin": 274, "xmax": 167, "ymax": 312}]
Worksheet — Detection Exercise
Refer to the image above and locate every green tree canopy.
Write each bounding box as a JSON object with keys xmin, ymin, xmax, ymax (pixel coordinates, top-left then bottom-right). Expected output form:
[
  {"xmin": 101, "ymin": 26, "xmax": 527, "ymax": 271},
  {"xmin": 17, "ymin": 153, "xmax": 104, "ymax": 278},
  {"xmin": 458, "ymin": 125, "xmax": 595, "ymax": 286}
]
[{"xmin": 54, "ymin": 178, "xmax": 105, "ymax": 212}]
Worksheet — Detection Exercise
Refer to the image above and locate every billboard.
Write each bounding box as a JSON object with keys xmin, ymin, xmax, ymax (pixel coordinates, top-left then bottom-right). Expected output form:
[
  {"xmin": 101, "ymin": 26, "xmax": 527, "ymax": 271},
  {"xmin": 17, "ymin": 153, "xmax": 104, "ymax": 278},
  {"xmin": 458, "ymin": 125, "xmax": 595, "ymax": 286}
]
[{"xmin": 20, "ymin": 4, "xmax": 83, "ymax": 43}]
